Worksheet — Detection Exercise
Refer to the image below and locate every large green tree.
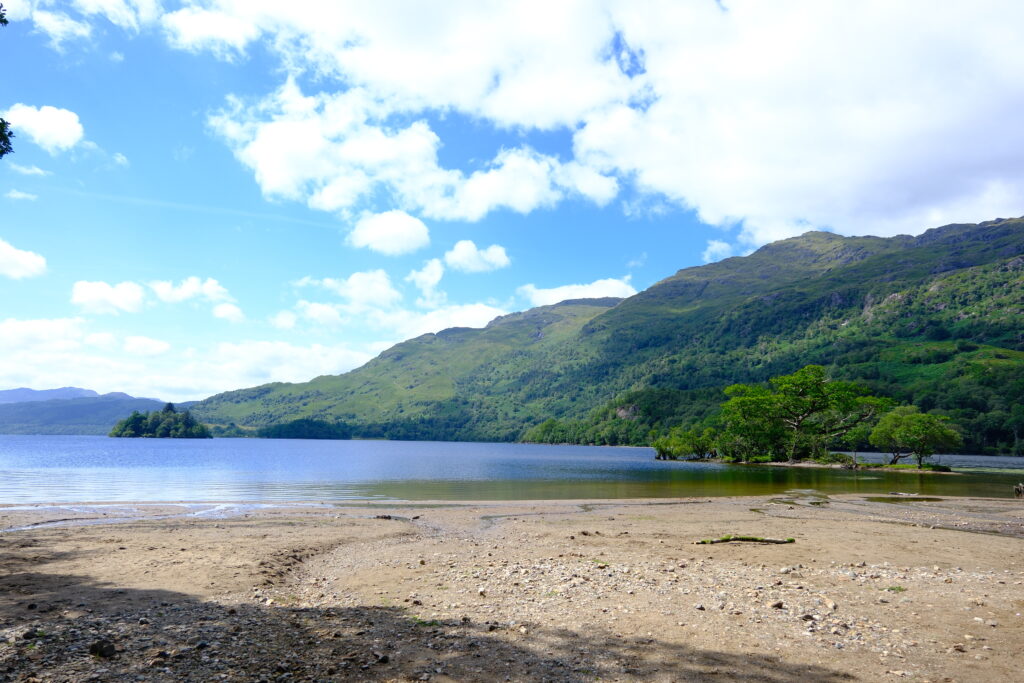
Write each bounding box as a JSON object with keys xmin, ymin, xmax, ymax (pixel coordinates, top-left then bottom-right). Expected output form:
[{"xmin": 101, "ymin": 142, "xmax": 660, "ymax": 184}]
[
  {"xmin": 869, "ymin": 405, "xmax": 919, "ymax": 464},
  {"xmin": 718, "ymin": 365, "xmax": 891, "ymax": 462}
]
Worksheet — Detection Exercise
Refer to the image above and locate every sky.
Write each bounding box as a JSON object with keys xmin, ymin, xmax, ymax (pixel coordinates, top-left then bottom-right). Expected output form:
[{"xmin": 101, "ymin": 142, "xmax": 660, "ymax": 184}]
[{"xmin": 2, "ymin": 1, "xmax": 1023, "ymax": 402}]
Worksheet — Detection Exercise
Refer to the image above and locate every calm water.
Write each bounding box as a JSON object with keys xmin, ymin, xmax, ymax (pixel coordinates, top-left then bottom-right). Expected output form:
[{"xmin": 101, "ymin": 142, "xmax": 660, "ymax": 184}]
[{"xmin": 0, "ymin": 435, "xmax": 1022, "ymax": 504}]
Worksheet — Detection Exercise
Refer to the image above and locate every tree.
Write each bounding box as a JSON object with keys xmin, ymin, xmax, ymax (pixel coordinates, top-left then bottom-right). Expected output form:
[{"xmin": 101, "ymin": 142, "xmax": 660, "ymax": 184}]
[
  {"xmin": 716, "ymin": 365, "xmax": 891, "ymax": 462},
  {"xmin": 769, "ymin": 365, "xmax": 891, "ymax": 461},
  {"xmin": 652, "ymin": 426, "xmax": 717, "ymax": 460},
  {"xmin": 870, "ymin": 406, "xmax": 919, "ymax": 464},
  {"xmin": 898, "ymin": 413, "xmax": 962, "ymax": 468},
  {"xmin": 0, "ymin": 4, "xmax": 12, "ymax": 160}
]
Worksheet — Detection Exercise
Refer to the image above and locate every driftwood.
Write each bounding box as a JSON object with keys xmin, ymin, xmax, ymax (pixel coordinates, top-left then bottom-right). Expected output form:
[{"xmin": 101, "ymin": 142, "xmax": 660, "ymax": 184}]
[
  {"xmin": 695, "ymin": 535, "xmax": 795, "ymax": 545},
  {"xmin": 1014, "ymin": 483, "xmax": 1024, "ymax": 499}
]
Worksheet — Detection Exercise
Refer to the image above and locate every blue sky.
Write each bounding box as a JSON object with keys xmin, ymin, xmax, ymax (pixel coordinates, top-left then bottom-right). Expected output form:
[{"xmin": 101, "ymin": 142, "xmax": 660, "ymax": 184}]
[{"xmin": 2, "ymin": 1, "xmax": 1023, "ymax": 401}]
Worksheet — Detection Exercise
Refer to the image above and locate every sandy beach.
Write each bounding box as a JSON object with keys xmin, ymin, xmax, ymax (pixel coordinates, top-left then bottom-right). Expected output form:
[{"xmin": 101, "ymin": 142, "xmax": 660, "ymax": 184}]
[{"xmin": 1, "ymin": 494, "xmax": 1022, "ymax": 682}]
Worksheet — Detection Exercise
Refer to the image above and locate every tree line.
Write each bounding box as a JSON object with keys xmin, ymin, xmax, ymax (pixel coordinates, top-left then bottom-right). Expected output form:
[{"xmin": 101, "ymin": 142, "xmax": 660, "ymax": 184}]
[
  {"xmin": 649, "ymin": 365, "xmax": 961, "ymax": 467},
  {"xmin": 109, "ymin": 403, "xmax": 212, "ymax": 439}
]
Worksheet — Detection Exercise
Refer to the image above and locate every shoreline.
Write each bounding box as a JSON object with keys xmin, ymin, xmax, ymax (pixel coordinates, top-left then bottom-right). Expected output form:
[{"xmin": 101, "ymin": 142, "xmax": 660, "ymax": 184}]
[{"xmin": 1, "ymin": 495, "xmax": 1022, "ymax": 681}]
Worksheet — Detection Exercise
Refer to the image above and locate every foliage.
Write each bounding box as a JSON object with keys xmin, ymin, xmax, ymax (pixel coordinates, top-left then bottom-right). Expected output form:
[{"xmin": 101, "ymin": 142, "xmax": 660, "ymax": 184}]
[
  {"xmin": 895, "ymin": 412, "xmax": 962, "ymax": 467},
  {"xmin": 869, "ymin": 406, "xmax": 920, "ymax": 464},
  {"xmin": 870, "ymin": 407, "xmax": 962, "ymax": 467},
  {"xmin": 256, "ymin": 418, "xmax": 352, "ymax": 440},
  {"xmin": 191, "ymin": 220, "xmax": 1024, "ymax": 453},
  {"xmin": 714, "ymin": 366, "xmax": 891, "ymax": 462},
  {"xmin": 0, "ymin": 4, "xmax": 11, "ymax": 160},
  {"xmin": 652, "ymin": 426, "xmax": 718, "ymax": 460},
  {"xmin": 109, "ymin": 404, "xmax": 211, "ymax": 438}
]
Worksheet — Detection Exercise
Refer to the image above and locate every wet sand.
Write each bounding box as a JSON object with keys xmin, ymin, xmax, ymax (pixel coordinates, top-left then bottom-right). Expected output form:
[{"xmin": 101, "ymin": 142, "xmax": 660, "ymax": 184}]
[{"xmin": 1, "ymin": 494, "xmax": 1022, "ymax": 681}]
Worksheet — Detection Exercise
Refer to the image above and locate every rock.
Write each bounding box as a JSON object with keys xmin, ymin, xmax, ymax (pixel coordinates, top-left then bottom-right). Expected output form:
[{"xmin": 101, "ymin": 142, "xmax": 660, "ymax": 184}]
[
  {"xmin": 694, "ymin": 603, "xmax": 705, "ymax": 611},
  {"xmin": 769, "ymin": 601, "xmax": 785, "ymax": 609},
  {"xmin": 89, "ymin": 639, "xmax": 117, "ymax": 658}
]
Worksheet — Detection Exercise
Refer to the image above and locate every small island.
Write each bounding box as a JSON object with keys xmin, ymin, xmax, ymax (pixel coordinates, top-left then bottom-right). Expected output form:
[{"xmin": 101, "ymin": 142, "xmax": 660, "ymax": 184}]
[{"xmin": 109, "ymin": 403, "xmax": 212, "ymax": 439}]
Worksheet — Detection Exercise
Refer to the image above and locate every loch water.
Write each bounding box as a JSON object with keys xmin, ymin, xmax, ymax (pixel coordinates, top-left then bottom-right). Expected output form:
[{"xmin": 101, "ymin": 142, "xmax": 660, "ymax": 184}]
[{"xmin": 0, "ymin": 435, "xmax": 1022, "ymax": 504}]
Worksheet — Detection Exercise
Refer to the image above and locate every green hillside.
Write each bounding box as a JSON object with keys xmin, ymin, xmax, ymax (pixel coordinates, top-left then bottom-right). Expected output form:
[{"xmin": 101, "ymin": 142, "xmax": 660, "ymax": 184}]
[{"xmin": 193, "ymin": 218, "xmax": 1024, "ymax": 452}]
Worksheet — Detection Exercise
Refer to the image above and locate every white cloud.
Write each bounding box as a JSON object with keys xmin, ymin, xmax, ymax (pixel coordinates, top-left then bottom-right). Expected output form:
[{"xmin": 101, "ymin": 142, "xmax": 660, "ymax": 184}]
[
  {"xmin": 113, "ymin": 152, "xmax": 129, "ymax": 166},
  {"xmin": 31, "ymin": 10, "xmax": 92, "ymax": 49},
  {"xmin": 207, "ymin": 80, "xmax": 617, "ymax": 223},
  {"xmin": 518, "ymin": 277, "xmax": 636, "ymax": 307},
  {"xmin": 8, "ymin": 164, "xmax": 51, "ymax": 176},
  {"xmin": 213, "ymin": 302, "xmax": 245, "ymax": 322},
  {"xmin": 347, "ymin": 210, "xmax": 430, "ymax": 256},
  {"xmin": 0, "ymin": 317, "xmax": 85, "ymax": 354},
  {"xmin": 167, "ymin": 2, "xmax": 1024, "ymax": 244},
  {"xmin": 194, "ymin": 340, "xmax": 373, "ymax": 392},
  {"xmin": 297, "ymin": 270, "xmax": 403, "ymax": 313},
  {"xmin": 3, "ymin": 104, "xmax": 85, "ymax": 154},
  {"xmin": 269, "ymin": 310, "xmax": 297, "ymax": 329},
  {"xmin": 701, "ymin": 240, "xmax": 734, "ymax": 263},
  {"xmin": 72, "ymin": 0, "xmax": 162, "ymax": 32},
  {"xmin": 375, "ymin": 303, "xmax": 508, "ymax": 340},
  {"xmin": 444, "ymin": 240, "xmax": 510, "ymax": 273},
  {"xmin": 149, "ymin": 276, "xmax": 232, "ymax": 303},
  {"xmin": 123, "ymin": 335, "xmax": 171, "ymax": 356},
  {"xmin": 162, "ymin": 6, "xmax": 263, "ymax": 58},
  {"xmin": 405, "ymin": 258, "xmax": 446, "ymax": 308},
  {"xmin": 0, "ymin": 238, "xmax": 47, "ymax": 279},
  {"xmin": 71, "ymin": 280, "xmax": 145, "ymax": 314},
  {"xmin": 296, "ymin": 300, "xmax": 343, "ymax": 326},
  {"xmin": 5, "ymin": 190, "xmax": 38, "ymax": 201},
  {"xmin": 85, "ymin": 332, "xmax": 117, "ymax": 349},
  {"xmin": 0, "ymin": 315, "xmax": 375, "ymax": 402}
]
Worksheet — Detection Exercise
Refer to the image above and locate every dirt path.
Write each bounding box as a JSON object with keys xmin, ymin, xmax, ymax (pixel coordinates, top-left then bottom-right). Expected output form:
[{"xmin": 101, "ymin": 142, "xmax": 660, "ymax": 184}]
[{"xmin": 1, "ymin": 495, "xmax": 1021, "ymax": 681}]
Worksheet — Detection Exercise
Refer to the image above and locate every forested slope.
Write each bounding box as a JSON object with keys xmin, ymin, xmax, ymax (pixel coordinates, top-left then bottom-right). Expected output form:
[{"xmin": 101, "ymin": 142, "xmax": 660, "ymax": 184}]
[{"xmin": 193, "ymin": 218, "xmax": 1024, "ymax": 452}]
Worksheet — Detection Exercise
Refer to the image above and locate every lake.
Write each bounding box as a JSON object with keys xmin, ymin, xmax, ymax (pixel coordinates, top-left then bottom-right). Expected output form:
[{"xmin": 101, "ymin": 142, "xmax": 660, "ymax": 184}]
[{"xmin": 0, "ymin": 435, "xmax": 1022, "ymax": 504}]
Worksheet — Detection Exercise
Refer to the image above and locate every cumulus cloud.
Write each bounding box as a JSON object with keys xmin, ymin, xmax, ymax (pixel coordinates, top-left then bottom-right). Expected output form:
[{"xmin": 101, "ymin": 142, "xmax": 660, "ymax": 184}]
[
  {"xmin": 269, "ymin": 310, "xmax": 297, "ymax": 329},
  {"xmin": 165, "ymin": 2, "xmax": 1024, "ymax": 244},
  {"xmin": 295, "ymin": 300, "xmax": 344, "ymax": 326},
  {"xmin": 2, "ymin": 104, "xmax": 85, "ymax": 154},
  {"xmin": 212, "ymin": 302, "xmax": 245, "ymax": 322},
  {"xmin": 149, "ymin": 276, "xmax": 232, "ymax": 303},
  {"xmin": 405, "ymin": 258, "xmax": 445, "ymax": 308},
  {"xmin": 123, "ymin": 335, "xmax": 171, "ymax": 356},
  {"xmin": 206, "ymin": 80, "xmax": 617, "ymax": 223},
  {"xmin": 297, "ymin": 270, "xmax": 403, "ymax": 313},
  {"xmin": 444, "ymin": 240, "xmax": 510, "ymax": 273},
  {"xmin": 31, "ymin": 10, "xmax": 92, "ymax": 49},
  {"xmin": 5, "ymin": 190, "xmax": 38, "ymax": 201},
  {"xmin": 701, "ymin": 240, "xmax": 734, "ymax": 263},
  {"xmin": 0, "ymin": 238, "xmax": 47, "ymax": 279},
  {"xmin": 347, "ymin": 210, "xmax": 430, "ymax": 255},
  {"xmin": 71, "ymin": 280, "xmax": 145, "ymax": 314},
  {"xmin": 518, "ymin": 277, "xmax": 636, "ymax": 307}
]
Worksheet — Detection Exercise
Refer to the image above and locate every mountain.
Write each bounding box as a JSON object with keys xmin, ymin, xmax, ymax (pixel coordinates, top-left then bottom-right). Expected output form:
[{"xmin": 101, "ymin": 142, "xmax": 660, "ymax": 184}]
[
  {"xmin": 0, "ymin": 394, "xmax": 168, "ymax": 435},
  {"xmin": 0, "ymin": 387, "xmax": 99, "ymax": 404},
  {"xmin": 193, "ymin": 218, "xmax": 1024, "ymax": 453}
]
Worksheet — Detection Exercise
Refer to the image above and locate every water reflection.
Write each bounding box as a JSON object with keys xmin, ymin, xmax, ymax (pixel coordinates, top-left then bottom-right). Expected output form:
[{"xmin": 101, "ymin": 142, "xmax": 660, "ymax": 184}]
[{"xmin": 0, "ymin": 435, "xmax": 1021, "ymax": 504}]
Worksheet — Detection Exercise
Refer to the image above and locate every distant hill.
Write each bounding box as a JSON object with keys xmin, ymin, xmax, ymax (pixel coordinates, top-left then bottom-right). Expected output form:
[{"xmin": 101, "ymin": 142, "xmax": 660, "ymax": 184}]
[
  {"xmin": 191, "ymin": 217, "xmax": 1024, "ymax": 453},
  {"xmin": 0, "ymin": 387, "xmax": 99, "ymax": 404},
  {"xmin": 0, "ymin": 394, "xmax": 168, "ymax": 435}
]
